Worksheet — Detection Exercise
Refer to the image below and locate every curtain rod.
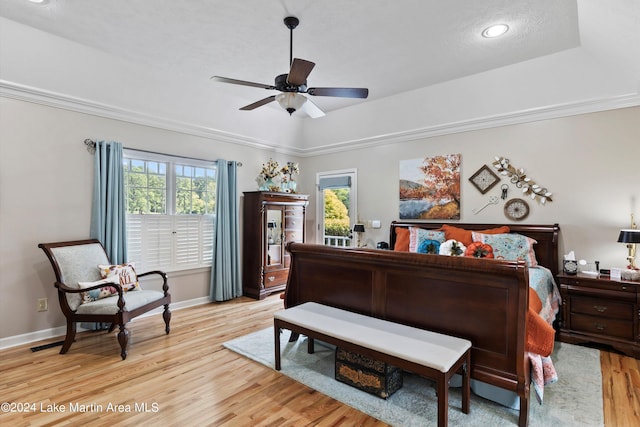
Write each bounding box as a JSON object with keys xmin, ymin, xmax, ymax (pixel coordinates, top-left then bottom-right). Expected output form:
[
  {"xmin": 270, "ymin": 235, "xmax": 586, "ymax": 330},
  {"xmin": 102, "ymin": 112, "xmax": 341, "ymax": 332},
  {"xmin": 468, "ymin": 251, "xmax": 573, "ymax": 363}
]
[{"xmin": 84, "ymin": 139, "xmax": 242, "ymax": 166}]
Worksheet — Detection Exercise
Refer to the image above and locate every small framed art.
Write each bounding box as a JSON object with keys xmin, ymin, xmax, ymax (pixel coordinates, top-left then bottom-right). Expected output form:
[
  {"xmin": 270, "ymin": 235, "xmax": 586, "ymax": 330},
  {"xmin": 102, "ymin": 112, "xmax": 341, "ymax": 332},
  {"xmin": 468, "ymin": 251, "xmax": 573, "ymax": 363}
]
[{"xmin": 469, "ymin": 164, "xmax": 500, "ymax": 194}]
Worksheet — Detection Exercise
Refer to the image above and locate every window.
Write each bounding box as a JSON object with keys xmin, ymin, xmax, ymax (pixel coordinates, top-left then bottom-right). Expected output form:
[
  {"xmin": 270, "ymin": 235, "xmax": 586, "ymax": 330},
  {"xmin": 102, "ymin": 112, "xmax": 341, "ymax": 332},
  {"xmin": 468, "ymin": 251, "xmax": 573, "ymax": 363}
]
[
  {"xmin": 317, "ymin": 170, "xmax": 357, "ymax": 247},
  {"xmin": 123, "ymin": 151, "xmax": 216, "ymax": 272}
]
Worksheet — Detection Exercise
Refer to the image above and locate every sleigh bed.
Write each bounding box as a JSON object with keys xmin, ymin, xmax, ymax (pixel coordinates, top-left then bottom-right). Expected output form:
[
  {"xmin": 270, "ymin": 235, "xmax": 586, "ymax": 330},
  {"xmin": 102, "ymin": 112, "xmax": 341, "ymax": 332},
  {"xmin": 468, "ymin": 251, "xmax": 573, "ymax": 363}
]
[{"xmin": 283, "ymin": 222, "xmax": 561, "ymax": 427}]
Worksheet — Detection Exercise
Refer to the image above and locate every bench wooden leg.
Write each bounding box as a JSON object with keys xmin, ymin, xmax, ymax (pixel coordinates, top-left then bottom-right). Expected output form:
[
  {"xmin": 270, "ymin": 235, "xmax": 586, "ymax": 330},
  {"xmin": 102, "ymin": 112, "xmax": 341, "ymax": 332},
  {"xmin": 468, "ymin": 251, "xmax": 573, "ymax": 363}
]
[
  {"xmin": 462, "ymin": 350, "xmax": 470, "ymax": 414},
  {"xmin": 437, "ymin": 374, "xmax": 448, "ymax": 427},
  {"xmin": 307, "ymin": 337, "xmax": 315, "ymax": 354},
  {"xmin": 274, "ymin": 322, "xmax": 282, "ymax": 371}
]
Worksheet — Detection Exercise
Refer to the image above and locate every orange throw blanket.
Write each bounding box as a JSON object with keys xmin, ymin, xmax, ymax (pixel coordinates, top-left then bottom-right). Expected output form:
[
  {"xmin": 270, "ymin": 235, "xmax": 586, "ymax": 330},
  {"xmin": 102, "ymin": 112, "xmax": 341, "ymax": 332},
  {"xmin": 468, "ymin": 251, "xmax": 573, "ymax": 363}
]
[{"xmin": 527, "ymin": 288, "xmax": 555, "ymax": 356}]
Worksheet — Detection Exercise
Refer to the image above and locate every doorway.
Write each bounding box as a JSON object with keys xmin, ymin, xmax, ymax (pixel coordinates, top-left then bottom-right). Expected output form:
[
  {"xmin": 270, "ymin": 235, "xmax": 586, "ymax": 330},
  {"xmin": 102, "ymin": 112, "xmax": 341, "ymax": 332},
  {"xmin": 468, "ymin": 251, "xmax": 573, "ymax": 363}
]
[{"xmin": 316, "ymin": 169, "xmax": 357, "ymax": 246}]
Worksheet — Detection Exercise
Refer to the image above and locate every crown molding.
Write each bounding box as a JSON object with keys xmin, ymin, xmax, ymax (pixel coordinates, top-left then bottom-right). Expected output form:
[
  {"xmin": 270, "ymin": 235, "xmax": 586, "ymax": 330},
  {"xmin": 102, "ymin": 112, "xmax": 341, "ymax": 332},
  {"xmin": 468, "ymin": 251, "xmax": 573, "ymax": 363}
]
[
  {"xmin": 2, "ymin": 80, "xmax": 638, "ymax": 158},
  {"xmin": 298, "ymin": 92, "xmax": 640, "ymax": 156},
  {"xmin": 0, "ymin": 80, "xmax": 304, "ymax": 156}
]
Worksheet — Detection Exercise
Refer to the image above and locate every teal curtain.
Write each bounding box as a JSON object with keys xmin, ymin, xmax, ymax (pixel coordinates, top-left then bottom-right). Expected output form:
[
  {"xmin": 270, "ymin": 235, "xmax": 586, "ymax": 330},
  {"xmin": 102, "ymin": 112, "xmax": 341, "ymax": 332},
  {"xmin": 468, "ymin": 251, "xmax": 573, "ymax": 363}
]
[
  {"xmin": 90, "ymin": 140, "xmax": 127, "ymax": 264},
  {"xmin": 210, "ymin": 160, "xmax": 241, "ymax": 301}
]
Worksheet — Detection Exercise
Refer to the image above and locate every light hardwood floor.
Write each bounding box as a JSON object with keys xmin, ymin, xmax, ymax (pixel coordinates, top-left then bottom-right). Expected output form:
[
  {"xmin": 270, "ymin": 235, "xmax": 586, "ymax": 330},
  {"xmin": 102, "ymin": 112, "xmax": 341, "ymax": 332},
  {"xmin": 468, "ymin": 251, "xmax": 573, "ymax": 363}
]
[{"xmin": 1, "ymin": 294, "xmax": 638, "ymax": 426}]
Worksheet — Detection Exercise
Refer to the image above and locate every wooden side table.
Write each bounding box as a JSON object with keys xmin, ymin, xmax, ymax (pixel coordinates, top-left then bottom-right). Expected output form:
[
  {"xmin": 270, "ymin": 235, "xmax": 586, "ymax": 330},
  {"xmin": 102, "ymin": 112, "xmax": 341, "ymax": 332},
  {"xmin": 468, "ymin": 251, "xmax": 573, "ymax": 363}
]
[{"xmin": 557, "ymin": 272, "xmax": 639, "ymax": 358}]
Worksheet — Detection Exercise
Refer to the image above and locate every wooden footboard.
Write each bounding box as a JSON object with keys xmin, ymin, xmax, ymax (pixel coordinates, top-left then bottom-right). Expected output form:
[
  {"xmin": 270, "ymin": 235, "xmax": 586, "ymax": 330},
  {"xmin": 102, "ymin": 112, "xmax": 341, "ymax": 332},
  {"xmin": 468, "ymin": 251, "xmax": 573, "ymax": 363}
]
[{"xmin": 284, "ymin": 243, "xmax": 531, "ymax": 425}]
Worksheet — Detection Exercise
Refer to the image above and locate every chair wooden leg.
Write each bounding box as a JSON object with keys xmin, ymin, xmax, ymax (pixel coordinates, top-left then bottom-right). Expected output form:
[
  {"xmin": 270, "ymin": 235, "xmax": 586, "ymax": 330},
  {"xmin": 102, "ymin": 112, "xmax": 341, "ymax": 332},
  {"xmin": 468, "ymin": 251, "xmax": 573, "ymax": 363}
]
[
  {"xmin": 107, "ymin": 323, "xmax": 116, "ymax": 333},
  {"xmin": 117, "ymin": 324, "xmax": 129, "ymax": 360},
  {"xmin": 163, "ymin": 304, "xmax": 171, "ymax": 334},
  {"xmin": 60, "ymin": 321, "xmax": 76, "ymax": 354}
]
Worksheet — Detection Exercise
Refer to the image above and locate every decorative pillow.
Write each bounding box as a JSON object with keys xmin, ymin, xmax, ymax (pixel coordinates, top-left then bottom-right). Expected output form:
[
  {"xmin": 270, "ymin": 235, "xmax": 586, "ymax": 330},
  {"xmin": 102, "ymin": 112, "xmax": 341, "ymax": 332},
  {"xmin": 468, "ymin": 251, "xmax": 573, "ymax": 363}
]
[
  {"xmin": 408, "ymin": 227, "xmax": 445, "ymax": 252},
  {"xmin": 464, "ymin": 242, "xmax": 494, "ymax": 258},
  {"xmin": 439, "ymin": 239, "xmax": 466, "ymax": 256},
  {"xmin": 471, "ymin": 232, "xmax": 538, "ymax": 266},
  {"xmin": 417, "ymin": 239, "xmax": 441, "ymax": 254},
  {"xmin": 394, "ymin": 227, "xmax": 410, "ymax": 251},
  {"xmin": 77, "ymin": 278, "xmax": 120, "ymax": 304},
  {"xmin": 441, "ymin": 224, "xmax": 510, "ymax": 246},
  {"xmin": 98, "ymin": 263, "xmax": 141, "ymax": 291}
]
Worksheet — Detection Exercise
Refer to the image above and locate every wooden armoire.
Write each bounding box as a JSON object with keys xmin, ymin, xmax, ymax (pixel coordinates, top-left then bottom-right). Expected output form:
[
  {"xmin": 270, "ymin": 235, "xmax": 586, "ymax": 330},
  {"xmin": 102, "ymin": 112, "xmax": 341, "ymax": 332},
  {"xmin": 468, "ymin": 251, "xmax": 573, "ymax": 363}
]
[{"xmin": 242, "ymin": 191, "xmax": 308, "ymax": 299}]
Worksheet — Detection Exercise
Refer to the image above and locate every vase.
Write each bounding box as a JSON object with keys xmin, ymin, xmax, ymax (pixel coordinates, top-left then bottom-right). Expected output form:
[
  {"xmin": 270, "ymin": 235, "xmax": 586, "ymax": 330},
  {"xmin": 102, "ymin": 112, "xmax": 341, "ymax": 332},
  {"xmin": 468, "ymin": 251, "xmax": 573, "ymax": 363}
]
[
  {"xmin": 288, "ymin": 179, "xmax": 297, "ymax": 193},
  {"xmin": 260, "ymin": 177, "xmax": 276, "ymax": 191}
]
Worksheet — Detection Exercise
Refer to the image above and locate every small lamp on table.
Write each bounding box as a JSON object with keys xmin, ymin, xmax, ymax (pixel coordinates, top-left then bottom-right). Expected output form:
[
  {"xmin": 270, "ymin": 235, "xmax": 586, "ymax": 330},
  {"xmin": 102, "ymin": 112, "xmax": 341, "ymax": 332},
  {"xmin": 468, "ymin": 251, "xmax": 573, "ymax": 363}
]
[
  {"xmin": 618, "ymin": 214, "xmax": 640, "ymax": 270},
  {"xmin": 353, "ymin": 224, "xmax": 366, "ymax": 248}
]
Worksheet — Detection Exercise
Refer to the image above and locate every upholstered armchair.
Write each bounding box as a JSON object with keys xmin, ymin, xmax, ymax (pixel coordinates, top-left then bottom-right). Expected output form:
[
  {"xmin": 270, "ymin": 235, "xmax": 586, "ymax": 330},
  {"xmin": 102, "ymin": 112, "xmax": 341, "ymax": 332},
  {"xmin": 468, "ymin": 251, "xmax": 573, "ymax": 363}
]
[{"xmin": 38, "ymin": 239, "xmax": 171, "ymax": 360}]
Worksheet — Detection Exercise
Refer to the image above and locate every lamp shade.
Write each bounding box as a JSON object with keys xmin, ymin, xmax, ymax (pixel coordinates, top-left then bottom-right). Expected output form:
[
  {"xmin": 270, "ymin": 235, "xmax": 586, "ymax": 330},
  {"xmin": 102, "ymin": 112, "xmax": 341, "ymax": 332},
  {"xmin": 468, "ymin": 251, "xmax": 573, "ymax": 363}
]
[
  {"xmin": 276, "ymin": 92, "xmax": 306, "ymax": 115},
  {"xmin": 618, "ymin": 229, "xmax": 640, "ymax": 244},
  {"xmin": 353, "ymin": 224, "xmax": 365, "ymax": 233}
]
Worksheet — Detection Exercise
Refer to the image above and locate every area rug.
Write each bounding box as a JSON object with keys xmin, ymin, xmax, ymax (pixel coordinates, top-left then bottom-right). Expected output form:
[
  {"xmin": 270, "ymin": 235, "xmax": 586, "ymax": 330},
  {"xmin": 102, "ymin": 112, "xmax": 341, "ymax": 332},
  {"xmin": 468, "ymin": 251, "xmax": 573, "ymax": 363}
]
[{"xmin": 224, "ymin": 328, "xmax": 603, "ymax": 426}]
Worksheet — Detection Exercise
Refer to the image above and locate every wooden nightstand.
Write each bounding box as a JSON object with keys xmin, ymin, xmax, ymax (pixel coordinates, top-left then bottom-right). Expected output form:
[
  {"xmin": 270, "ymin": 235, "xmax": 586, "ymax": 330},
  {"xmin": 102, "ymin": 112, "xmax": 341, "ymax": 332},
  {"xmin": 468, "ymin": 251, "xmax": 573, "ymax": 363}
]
[{"xmin": 557, "ymin": 272, "xmax": 639, "ymax": 358}]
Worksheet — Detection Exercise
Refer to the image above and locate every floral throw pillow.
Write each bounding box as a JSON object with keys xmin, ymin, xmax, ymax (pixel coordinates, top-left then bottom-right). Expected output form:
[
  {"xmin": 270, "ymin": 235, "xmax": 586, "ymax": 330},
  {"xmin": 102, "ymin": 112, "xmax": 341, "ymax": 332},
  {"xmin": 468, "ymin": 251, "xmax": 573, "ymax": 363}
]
[
  {"xmin": 472, "ymin": 232, "xmax": 538, "ymax": 266},
  {"xmin": 98, "ymin": 263, "xmax": 141, "ymax": 291},
  {"xmin": 408, "ymin": 228, "xmax": 445, "ymax": 253},
  {"xmin": 77, "ymin": 278, "xmax": 120, "ymax": 304}
]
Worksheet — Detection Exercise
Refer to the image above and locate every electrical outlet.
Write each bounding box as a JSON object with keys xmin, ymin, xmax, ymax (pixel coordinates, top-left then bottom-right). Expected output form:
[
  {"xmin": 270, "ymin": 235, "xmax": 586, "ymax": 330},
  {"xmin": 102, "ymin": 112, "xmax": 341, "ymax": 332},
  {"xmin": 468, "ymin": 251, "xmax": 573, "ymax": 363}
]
[{"xmin": 37, "ymin": 298, "xmax": 48, "ymax": 312}]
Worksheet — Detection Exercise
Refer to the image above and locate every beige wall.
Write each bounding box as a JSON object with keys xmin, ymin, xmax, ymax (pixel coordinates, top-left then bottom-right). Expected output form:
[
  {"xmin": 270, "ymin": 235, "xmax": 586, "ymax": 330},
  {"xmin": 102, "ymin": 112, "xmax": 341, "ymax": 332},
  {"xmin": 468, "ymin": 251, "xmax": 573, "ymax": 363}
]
[
  {"xmin": 301, "ymin": 106, "xmax": 640, "ymax": 268},
  {"xmin": 1, "ymin": 98, "xmax": 639, "ymax": 345},
  {"xmin": 0, "ymin": 97, "xmax": 301, "ymax": 341}
]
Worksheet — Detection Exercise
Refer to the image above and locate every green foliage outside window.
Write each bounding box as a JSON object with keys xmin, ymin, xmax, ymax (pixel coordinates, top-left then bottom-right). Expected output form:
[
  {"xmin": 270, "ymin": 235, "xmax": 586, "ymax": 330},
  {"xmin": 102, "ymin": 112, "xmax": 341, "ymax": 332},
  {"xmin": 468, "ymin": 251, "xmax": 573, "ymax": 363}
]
[
  {"xmin": 324, "ymin": 189, "xmax": 351, "ymax": 237},
  {"xmin": 124, "ymin": 160, "xmax": 167, "ymax": 214},
  {"xmin": 123, "ymin": 159, "xmax": 216, "ymax": 215},
  {"xmin": 175, "ymin": 165, "xmax": 216, "ymax": 214}
]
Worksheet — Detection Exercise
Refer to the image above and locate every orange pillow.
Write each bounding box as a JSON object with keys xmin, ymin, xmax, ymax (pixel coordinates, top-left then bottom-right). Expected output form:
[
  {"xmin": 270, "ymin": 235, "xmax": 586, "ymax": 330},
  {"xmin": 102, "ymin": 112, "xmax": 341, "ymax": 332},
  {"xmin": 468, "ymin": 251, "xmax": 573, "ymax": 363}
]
[
  {"xmin": 441, "ymin": 224, "xmax": 510, "ymax": 246},
  {"xmin": 394, "ymin": 227, "xmax": 410, "ymax": 251}
]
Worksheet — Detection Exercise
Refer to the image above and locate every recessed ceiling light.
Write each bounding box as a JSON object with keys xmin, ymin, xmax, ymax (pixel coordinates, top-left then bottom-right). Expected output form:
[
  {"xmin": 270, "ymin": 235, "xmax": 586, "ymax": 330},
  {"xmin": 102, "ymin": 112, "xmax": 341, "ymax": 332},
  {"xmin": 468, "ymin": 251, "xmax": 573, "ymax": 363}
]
[
  {"xmin": 28, "ymin": 0, "xmax": 47, "ymax": 4},
  {"xmin": 482, "ymin": 24, "xmax": 509, "ymax": 38}
]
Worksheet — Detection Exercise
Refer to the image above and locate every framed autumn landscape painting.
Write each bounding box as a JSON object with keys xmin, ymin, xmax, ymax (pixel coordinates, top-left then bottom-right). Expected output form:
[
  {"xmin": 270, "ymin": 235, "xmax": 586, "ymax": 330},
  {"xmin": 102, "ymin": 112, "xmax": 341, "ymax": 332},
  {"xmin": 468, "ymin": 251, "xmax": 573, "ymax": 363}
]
[{"xmin": 399, "ymin": 154, "xmax": 461, "ymax": 219}]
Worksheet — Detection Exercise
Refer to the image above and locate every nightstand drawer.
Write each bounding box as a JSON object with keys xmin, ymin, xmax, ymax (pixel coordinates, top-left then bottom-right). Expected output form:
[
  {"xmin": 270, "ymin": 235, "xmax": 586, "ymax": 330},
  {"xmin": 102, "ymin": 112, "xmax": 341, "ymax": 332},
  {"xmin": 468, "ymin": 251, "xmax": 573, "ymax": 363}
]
[
  {"xmin": 570, "ymin": 296, "xmax": 633, "ymax": 320},
  {"xmin": 570, "ymin": 313, "xmax": 634, "ymax": 340}
]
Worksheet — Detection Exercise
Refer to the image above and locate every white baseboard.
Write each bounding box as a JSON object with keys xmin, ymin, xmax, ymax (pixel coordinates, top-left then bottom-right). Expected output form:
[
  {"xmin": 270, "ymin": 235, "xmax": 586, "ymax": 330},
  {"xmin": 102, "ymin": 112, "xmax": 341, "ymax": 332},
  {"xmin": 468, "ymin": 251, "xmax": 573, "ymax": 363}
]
[{"xmin": 0, "ymin": 297, "xmax": 211, "ymax": 351}]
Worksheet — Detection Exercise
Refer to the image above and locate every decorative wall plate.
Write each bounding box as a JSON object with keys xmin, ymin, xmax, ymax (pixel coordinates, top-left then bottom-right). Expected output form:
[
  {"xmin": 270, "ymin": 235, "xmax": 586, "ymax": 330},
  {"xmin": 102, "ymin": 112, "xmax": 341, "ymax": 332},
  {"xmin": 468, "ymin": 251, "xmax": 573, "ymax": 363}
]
[
  {"xmin": 504, "ymin": 198, "xmax": 530, "ymax": 221},
  {"xmin": 469, "ymin": 164, "xmax": 500, "ymax": 194}
]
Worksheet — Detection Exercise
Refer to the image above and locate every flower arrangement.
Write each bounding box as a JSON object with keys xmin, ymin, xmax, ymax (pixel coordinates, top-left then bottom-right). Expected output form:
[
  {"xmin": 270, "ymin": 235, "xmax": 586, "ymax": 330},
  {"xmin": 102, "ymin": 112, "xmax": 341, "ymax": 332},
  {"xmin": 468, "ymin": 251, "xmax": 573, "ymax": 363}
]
[
  {"xmin": 280, "ymin": 162, "xmax": 299, "ymax": 181},
  {"xmin": 260, "ymin": 158, "xmax": 280, "ymax": 180},
  {"xmin": 439, "ymin": 239, "xmax": 466, "ymax": 256},
  {"xmin": 280, "ymin": 161, "xmax": 300, "ymax": 192},
  {"xmin": 257, "ymin": 159, "xmax": 300, "ymax": 192}
]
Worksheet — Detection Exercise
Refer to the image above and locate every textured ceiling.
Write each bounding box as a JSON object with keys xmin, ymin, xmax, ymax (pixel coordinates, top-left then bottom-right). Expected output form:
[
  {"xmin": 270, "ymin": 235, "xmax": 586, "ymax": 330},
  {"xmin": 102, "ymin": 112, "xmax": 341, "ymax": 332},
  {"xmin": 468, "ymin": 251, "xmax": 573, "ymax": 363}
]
[{"xmin": 0, "ymin": 0, "xmax": 585, "ymax": 114}]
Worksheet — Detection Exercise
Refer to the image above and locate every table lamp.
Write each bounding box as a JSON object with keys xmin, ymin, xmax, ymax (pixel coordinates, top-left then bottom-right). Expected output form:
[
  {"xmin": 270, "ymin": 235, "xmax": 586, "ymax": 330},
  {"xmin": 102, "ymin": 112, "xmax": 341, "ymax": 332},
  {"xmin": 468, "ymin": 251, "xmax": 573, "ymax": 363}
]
[
  {"xmin": 353, "ymin": 224, "xmax": 365, "ymax": 248},
  {"xmin": 618, "ymin": 214, "xmax": 640, "ymax": 269}
]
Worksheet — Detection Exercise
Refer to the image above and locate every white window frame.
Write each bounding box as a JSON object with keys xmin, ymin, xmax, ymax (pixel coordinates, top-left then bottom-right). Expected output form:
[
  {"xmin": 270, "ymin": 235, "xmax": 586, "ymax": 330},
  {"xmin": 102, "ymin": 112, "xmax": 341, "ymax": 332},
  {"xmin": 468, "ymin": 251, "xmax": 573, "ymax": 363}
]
[
  {"xmin": 316, "ymin": 168, "xmax": 357, "ymax": 245},
  {"xmin": 123, "ymin": 149, "xmax": 216, "ymax": 273}
]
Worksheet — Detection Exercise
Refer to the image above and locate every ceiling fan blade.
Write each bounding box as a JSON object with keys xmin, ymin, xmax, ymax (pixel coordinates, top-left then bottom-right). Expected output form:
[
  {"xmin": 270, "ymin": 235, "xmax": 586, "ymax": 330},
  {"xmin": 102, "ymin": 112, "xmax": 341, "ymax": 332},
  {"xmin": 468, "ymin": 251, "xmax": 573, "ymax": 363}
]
[
  {"xmin": 300, "ymin": 98, "xmax": 325, "ymax": 118},
  {"xmin": 211, "ymin": 76, "xmax": 275, "ymax": 90},
  {"xmin": 239, "ymin": 96, "xmax": 276, "ymax": 111},
  {"xmin": 307, "ymin": 87, "xmax": 369, "ymax": 98},
  {"xmin": 287, "ymin": 58, "xmax": 315, "ymax": 86}
]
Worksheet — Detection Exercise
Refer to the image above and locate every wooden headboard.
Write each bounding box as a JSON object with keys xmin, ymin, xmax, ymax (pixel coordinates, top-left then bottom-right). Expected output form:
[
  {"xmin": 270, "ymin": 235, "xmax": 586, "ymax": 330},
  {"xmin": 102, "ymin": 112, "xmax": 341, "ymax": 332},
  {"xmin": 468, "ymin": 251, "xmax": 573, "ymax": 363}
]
[{"xmin": 389, "ymin": 222, "xmax": 560, "ymax": 276}]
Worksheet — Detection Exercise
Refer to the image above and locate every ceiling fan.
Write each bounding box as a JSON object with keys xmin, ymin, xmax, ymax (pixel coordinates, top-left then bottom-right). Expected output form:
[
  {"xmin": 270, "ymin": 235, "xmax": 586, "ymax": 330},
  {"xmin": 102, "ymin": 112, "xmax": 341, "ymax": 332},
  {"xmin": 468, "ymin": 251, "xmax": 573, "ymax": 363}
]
[{"xmin": 211, "ymin": 16, "xmax": 369, "ymax": 118}]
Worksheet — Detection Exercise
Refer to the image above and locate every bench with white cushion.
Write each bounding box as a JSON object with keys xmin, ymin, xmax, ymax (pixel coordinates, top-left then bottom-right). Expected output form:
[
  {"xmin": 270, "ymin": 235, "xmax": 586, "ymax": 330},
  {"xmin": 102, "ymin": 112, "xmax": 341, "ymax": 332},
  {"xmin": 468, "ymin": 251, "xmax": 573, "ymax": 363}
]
[{"xmin": 274, "ymin": 302, "xmax": 471, "ymax": 427}]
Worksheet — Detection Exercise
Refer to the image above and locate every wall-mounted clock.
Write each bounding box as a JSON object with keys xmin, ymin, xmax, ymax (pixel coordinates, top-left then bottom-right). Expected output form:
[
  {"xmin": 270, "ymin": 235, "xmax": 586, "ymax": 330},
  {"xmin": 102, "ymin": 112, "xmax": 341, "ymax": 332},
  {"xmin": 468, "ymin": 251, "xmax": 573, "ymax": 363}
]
[
  {"xmin": 469, "ymin": 164, "xmax": 500, "ymax": 194},
  {"xmin": 504, "ymin": 198, "xmax": 530, "ymax": 221}
]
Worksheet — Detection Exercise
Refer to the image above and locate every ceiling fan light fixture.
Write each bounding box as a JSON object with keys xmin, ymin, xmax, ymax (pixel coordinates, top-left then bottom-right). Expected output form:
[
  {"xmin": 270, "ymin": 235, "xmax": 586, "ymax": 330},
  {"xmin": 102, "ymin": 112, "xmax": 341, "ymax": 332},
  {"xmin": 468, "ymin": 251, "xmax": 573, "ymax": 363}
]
[
  {"xmin": 276, "ymin": 92, "xmax": 306, "ymax": 115},
  {"xmin": 482, "ymin": 24, "xmax": 509, "ymax": 38}
]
